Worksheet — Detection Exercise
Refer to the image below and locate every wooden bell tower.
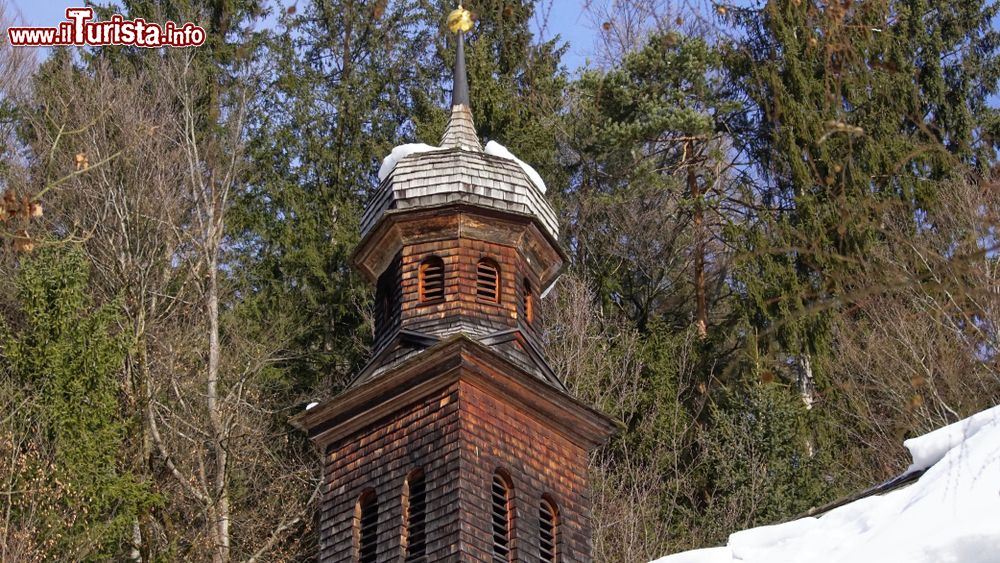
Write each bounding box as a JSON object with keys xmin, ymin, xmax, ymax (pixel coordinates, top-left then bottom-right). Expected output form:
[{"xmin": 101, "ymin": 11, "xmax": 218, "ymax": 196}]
[{"xmin": 292, "ymin": 8, "xmax": 616, "ymax": 561}]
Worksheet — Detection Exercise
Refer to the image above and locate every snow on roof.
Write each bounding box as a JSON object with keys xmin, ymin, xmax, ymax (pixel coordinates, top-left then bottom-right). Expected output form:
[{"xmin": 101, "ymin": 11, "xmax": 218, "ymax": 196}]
[
  {"xmin": 903, "ymin": 404, "xmax": 1000, "ymax": 472},
  {"xmin": 377, "ymin": 143, "xmax": 441, "ymax": 182},
  {"xmin": 651, "ymin": 404, "xmax": 1000, "ymax": 563},
  {"xmin": 484, "ymin": 140, "xmax": 547, "ymax": 193},
  {"xmin": 376, "ymin": 141, "xmax": 548, "ymax": 195},
  {"xmin": 365, "ymin": 143, "xmax": 560, "ymax": 239}
]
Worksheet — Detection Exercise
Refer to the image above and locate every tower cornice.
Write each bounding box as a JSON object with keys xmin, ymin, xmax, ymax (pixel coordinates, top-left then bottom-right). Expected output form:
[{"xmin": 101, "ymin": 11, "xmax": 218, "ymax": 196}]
[
  {"xmin": 291, "ymin": 334, "xmax": 619, "ymax": 453},
  {"xmin": 352, "ymin": 203, "xmax": 566, "ymax": 291}
]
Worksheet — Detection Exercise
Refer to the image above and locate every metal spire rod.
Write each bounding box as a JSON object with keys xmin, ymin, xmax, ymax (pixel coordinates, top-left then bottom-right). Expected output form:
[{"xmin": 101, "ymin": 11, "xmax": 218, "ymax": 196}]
[
  {"xmin": 452, "ymin": 31, "xmax": 469, "ymax": 107},
  {"xmin": 447, "ymin": 4, "xmax": 473, "ymax": 107}
]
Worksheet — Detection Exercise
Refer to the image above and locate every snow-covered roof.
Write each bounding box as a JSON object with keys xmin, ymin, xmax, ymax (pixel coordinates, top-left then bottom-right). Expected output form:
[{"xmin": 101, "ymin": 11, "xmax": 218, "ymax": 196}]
[
  {"xmin": 376, "ymin": 140, "xmax": 548, "ymax": 195},
  {"xmin": 363, "ymin": 129, "xmax": 559, "ymax": 239},
  {"xmin": 483, "ymin": 140, "xmax": 547, "ymax": 194},
  {"xmin": 652, "ymin": 404, "xmax": 1000, "ymax": 563},
  {"xmin": 362, "ymin": 25, "xmax": 558, "ymax": 242}
]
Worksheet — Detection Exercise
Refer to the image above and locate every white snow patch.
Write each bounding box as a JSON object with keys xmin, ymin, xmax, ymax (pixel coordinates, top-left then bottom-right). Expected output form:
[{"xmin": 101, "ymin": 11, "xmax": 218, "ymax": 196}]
[
  {"xmin": 904, "ymin": 404, "xmax": 1000, "ymax": 472},
  {"xmin": 378, "ymin": 143, "xmax": 440, "ymax": 182},
  {"xmin": 651, "ymin": 404, "xmax": 1000, "ymax": 563},
  {"xmin": 484, "ymin": 140, "xmax": 547, "ymax": 193},
  {"xmin": 654, "ymin": 548, "xmax": 730, "ymax": 563},
  {"xmin": 376, "ymin": 141, "xmax": 549, "ymax": 195}
]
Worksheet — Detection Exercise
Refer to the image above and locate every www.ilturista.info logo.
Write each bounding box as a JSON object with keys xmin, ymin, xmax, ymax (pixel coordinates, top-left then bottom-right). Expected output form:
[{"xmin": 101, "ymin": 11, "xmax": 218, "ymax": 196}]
[{"xmin": 7, "ymin": 8, "xmax": 206, "ymax": 48}]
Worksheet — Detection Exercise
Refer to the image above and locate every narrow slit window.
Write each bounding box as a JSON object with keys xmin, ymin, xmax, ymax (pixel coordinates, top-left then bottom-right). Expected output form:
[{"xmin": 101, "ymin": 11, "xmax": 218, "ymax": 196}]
[
  {"xmin": 375, "ymin": 254, "xmax": 401, "ymax": 336},
  {"xmin": 376, "ymin": 268, "xmax": 393, "ymax": 333},
  {"xmin": 523, "ymin": 278, "xmax": 534, "ymax": 324},
  {"xmin": 403, "ymin": 470, "xmax": 427, "ymax": 562},
  {"xmin": 419, "ymin": 256, "xmax": 445, "ymax": 303},
  {"xmin": 539, "ymin": 497, "xmax": 558, "ymax": 563},
  {"xmin": 491, "ymin": 472, "xmax": 512, "ymax": 562},
  {"xmin": 477, "ymin": 259, "xmax": 500, "ymax": 303},
  {"xmin": 355, "ymin": 490, "xmax": 379, "ymax": 563}
]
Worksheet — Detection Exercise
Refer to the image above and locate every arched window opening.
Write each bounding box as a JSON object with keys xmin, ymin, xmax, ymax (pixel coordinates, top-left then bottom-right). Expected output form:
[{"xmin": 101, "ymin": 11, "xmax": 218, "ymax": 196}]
[
  {"xmin": 539, "ymin": 497, "xmax": 558, "ymax": 563},
  {"xmin": 402, "ymin": 469, "xmax": 427, "ymax": 562},
  {"xmin": 354, "ymin": 489, "xmax": 379, "ymax": 563},
  {"xmin": 523, "ymin": 278, "xmax": 534, "ymax": 324},
  {"xmin": 419, "ymin": 256, "xmax": 445, "ymax": 303},
  {"xmin": 491, "ymin": 472, "xmax": 512, "ymax": 562},
  {"xmin": 376, "ymin": 268, "xmax": 394, "ymax": 333},
  {"xmin": 477, "ymin": 259, "xmax": 500, "ymax": 303},
  {"xmin": 375, "ymin": 254, "xmax": 401, "ymax": 335}
]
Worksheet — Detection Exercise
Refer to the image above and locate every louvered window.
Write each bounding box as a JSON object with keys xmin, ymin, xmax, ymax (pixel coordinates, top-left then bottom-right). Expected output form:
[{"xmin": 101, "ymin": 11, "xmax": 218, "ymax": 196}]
[
  {"xmin": 491, "ymin": 472, "xmax": 512, "ymax": 562},
  {"xmin": 477, "ymin": 259, "xmax": 500, "ymax": 303},
  {"xmin": 354, "ymin": 490, "xmax": 378, "ymax": 563},
  {"xmin": 539, "ymin": 497, "xmax": 558, "ymax": 562},
  {"xmin": 419, "ymin": 257, "xmax": 445, "ymax": 303},
  {"xmin": 403, "ymin": 470, "xmax": 427, "ymax": 562},
  {"xmin": 523, "ymin": 278, "xmax": 534, "ymax": 324}
]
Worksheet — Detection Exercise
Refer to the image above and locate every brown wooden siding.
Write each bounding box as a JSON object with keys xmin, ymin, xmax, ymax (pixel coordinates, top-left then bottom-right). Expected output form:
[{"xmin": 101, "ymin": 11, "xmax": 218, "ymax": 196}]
[
  {"xmin": 319, "ymin": 375, "xmax": 596, "ymax": 562},
  {"xmin": 374, "ymin": 251, "xmax": 403, "ymax": 351},
  {"xmin": 456, "ymin": 380, "xmax": 593, "ymax": 562},
  {"xmin": 395, "ymin": 238, "xmax": 521, "ymax": 339},
  {"xmin": 515, "ymin": 253, "xmax": 543, "ymax": 341},
  {"xmin": 321, "ymin": 385, "xmax": 463, "ymax": 562}
]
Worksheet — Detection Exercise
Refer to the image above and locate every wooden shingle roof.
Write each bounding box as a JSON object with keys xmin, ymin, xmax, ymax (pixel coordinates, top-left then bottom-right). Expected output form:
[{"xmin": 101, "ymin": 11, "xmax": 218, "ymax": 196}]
[
  {"xmin": 439, "ymin": 105, "xmax": 482, "ymax": 150},
  {"xmin": 360, "ymin": 141, "xmax": 559, "ymax": 239},
  {"xmin": 360, "ymin": 22, "xmax": 558, "ymax": 243}
]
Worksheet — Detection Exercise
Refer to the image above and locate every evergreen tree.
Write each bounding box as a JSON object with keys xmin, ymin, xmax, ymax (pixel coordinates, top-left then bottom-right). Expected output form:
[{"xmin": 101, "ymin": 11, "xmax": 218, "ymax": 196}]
[
  {"xmin": 564, "ymin": 32, "xmax": 739, "ymax": 333},
  {"xmin": 697, "ymin": 381, "xmax": 836, "ymax": 542},
  {"xmin": 686, "ymin": 0, "xmax": 1000, "ymax": 540},
  {"xmin": 723, "ymin": 0, "xmax": 1000, "ymax": 362},
  {"xmin": 1, "ymin": 247, "xmax": 154, "ymax": 560},
  {"xmin": 553, "ymin": 33, "xmax": 765, "ymax": 557},
  {"xmin": 230, "ymin": 0, "xmax": 438, "ymax": 392}
]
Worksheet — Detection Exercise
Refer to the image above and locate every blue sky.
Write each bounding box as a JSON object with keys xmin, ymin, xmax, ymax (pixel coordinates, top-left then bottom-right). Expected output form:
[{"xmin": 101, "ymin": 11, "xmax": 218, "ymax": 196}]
[
  {"xmin": 6, "ymin": 0, "xmax": 601, "ymax": 71},
  {"xmin": 8, "ymin": 1, "xmax": 70, "ymax": 28}
]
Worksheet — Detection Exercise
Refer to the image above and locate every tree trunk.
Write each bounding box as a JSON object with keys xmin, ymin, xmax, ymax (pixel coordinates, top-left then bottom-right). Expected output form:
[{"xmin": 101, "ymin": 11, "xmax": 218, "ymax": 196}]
[
  {"xmin": 206, "ymin": 216, "xmax": 230, "ymax": 563},
  {"xmin": 688, "ymin": 144, "xmax": 708, "ymax": 339}
]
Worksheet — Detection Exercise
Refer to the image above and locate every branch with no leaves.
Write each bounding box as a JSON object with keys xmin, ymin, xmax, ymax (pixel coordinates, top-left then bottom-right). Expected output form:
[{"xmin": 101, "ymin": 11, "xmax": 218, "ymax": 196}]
[
  {"xmin": 145, "ymin": 392, "xmax": 210, "ymax": 505},
  {"xmin": 244, "ymin": 476, "xmax": 322, "ymax": 563}
]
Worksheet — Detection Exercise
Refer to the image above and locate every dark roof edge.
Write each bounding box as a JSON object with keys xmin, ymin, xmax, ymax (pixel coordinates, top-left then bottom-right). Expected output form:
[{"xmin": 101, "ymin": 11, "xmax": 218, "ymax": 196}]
[{"xmin": 791, "ymin": 468, "xmax": 927, "ymax": 521}]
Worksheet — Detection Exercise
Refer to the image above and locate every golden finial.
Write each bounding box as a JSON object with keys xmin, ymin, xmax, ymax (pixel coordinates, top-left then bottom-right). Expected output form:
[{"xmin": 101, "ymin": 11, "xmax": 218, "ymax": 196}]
[{"xmin": 448, "ymin": 4, "xmax": 473, "ymax": 33}]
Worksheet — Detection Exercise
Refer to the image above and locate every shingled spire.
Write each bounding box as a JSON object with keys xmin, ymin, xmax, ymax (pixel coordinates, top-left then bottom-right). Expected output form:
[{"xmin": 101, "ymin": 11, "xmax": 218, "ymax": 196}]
[{"xmin": 440, "ymin": 11, "xmax": 482, "ymax": 151}]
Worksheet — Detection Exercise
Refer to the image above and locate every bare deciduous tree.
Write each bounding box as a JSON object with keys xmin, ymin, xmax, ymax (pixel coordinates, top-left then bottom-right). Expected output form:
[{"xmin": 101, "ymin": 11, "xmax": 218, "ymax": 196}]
[
  {"xmin": 543, "ymin": 272, "xmax": 705, "ymax": 561},
  {"xmin": 823, "ymin": 177, "xmax": 1000, "ymax": 479},
  {"xmin": 24, "ymin": 49, "xmax": 319, "ymax": 562}
]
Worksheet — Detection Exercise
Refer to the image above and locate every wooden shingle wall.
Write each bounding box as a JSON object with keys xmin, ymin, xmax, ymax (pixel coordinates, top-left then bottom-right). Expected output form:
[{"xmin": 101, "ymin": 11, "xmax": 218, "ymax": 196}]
[
  {"xmin": 321, "ymin": 384, "xmax": 463, "ymax": 562},
  {"xmin": 514, "ymin": 252, "xmax": 543, "ymax": 341},
  {"xmin": 374, "ymin": 251, "xmax": 403, "ymax": 351},
  {"xmin": 319, "ymin": 374, "xmax": 595, "ymax": 562},
  {"xmin": 398, "ymin": 238, "xmax": 521, "ymax": 338},
  {"xmin": 456, "ymin": 380, "xmax": 593, "ymax": 562}
]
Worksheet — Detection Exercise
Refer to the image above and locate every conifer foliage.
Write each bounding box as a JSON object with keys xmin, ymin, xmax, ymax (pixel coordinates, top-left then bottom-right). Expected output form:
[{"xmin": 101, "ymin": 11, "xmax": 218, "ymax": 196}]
[
  {"xmin": 0, "ymin": 0, "xmax": 999, "ymax": 561},
  {"xmin": 1, "ymin": 247, "xmax": 153, "ymax": 560}
]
